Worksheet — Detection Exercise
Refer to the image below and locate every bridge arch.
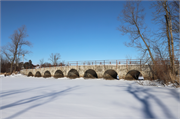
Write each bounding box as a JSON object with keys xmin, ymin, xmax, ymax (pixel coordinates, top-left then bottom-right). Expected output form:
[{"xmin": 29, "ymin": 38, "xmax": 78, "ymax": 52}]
[
  {"xmin": 28, "ymin": 72, "xmax": 33, "ymax": 77},
  {"xmin": 103, "ymin": 69, "xmax": 118, "ymax": 80},
  {"xmin": 84, "ymin": 69, "xmax": 98, "ymax": 79},
  {"xmin": 43, "ymin": 70, "xmax": 51, "ymax": 78},
  {"xmin": 68, "ymin": 69, "xmax": 79, "ymax": 79},
  {"xmin": 54, "ymin": 70, "xmax": 64, "ymax": 78},
  {"xmin": 35, "ymin": 71, "xmax": 42, "ymax": 77},
  {"xmin": 125, "ymin": 70, "xmax": 142, "ymax": 80}
]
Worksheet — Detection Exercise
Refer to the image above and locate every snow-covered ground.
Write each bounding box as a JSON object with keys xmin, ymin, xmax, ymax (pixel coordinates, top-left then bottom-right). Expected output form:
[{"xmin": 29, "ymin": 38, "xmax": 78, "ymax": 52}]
[{"xmin": 0, "ymin": 74, "xmax": 179, "ymax": 119}]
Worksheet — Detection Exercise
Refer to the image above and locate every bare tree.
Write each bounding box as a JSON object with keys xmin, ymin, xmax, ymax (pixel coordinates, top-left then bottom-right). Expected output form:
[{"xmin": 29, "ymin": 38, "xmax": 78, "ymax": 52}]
[
  {"xmin": 171, "ymin": 1, "xmax": 179, "ymax": 35},
  {"xmin": 39, "ymin": 58, "xmax": 44, "ymax": 66},
  {"xmin": 59, "ymin": 60, "xmax": 66, "ymax": 66},
  {"xmin": 117, "ymin": 1, "xmax": 155, "ymax": 64},
  {"xmin": 163, "ymin": 1, "xmax": 175, "ymax": 74},
  {"xmin": 2, "ymin": 25, "xmax": 32, "ymax": 74},
  {"xmin": 48, "ymin": 53, "xmax": 61, "ymax": 65},
  {"xmin": 42, "ymin": 62, "xmax": 51, "ymax": 67},
  {"xmin": 151, "ymin": 0, "xmax": 179, "ymax": 74}
]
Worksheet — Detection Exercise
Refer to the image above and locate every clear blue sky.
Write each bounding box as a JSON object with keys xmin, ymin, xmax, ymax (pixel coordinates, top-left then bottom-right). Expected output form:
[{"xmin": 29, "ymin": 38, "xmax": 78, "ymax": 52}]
[{"xmin": 1, "ymin": 1, "xmax": 156, "ymax": 64}]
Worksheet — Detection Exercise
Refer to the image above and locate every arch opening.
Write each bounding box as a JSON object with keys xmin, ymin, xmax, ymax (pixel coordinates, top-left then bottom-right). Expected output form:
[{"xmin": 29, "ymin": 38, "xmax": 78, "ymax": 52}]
[
  {"xmin": 28, "ymin": 72, "xmax": 33, "ymax": 77},
  {"xmin": 67, "ymin": 69, "xmax": 79, "ymax": 79},
  {"xmin": 43, "ymin": 71, "xmax": 51, "ymax": 78},
  {"xmin": 35, "ymin": 71, "xmax": 42, "ymax": 77},
  {"xmin": 84, "ymin": 69, "xmax": 98, "ymax": 79},
  {"xmin": 54, "ymin": 70, "xmax": 64, "ymax": 78},
  {"xmin": 125, "ymin": 70, "xmax": 142, "ymax": 80},
  {"xmin": 103, "ymin": 69, "xmax": 118, "ymax": 80}
]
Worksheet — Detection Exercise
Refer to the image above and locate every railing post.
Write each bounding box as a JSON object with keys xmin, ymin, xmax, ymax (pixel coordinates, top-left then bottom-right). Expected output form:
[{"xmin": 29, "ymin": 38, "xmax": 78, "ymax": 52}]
[
  {"xmin": 126, "ymin": 59, "xmax": 128, "ymax": 69},
  {"xmin": 140, "ymin": 59, "xmax": 141, "ymax": 71},
  {"xmin": 92, "ymin": 62, "xmax": 93, "ymax": 65},
  {"xmin": 104, "ymin": 60, "xmax": 105, "ymax": 68},
  {"xmin": 116, "ymin": 60, "xmax": 117, "ymax": 69},
  {"xmin": 178, "ymin": 60, "xmax": 179, "ymax": 75},
  {"xmin": 77, "ymin": 61, "xmax": 78, "ymax": 67}
]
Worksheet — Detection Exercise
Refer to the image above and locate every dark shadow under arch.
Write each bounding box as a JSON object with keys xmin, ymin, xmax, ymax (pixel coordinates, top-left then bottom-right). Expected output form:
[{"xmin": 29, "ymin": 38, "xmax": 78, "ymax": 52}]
[
  {"xmin": 27, "ymin": 72, "xmax": 33, "ymax": 77},
  {"xmin": 54, "ymin": 70, "xmax": 64, "ymax": 78},
  {"xmin": 103, "ymin": 69, "xmax": 118, "ymax": 80},
  {"xmin": 125, "ymin": 70, "xmax": 142, "ymax": 80},
  {"xmin": 43, "ymin": 71, "xmax": 51, "ymax": 78},
  {"xmin": 67, "ymin": 69, "xmax": 79, "ymax": 79},
  {"xmin": 84, "ymin": 69, "xmax": 98, "ymax": 79},
  {"xmin": 35, "ymin": 71, "xmax": 42, "ymax": 77}
]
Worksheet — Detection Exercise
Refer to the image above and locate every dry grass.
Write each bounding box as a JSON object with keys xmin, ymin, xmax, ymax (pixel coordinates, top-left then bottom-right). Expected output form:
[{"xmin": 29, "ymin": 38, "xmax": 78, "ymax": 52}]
[
  {"xmin": 150, "ymin": 59, "xmax": 180, "ymax": 88},
  {"xmin": 0, "ymin": 73, "xmax": 6, "ymax": 75}
]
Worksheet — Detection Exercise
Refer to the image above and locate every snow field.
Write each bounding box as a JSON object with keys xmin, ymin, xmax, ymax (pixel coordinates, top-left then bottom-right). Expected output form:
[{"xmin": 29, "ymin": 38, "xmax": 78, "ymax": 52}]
[{"xmin": 0, "ymin": 74, "xmax": 179, "ymax": 119}]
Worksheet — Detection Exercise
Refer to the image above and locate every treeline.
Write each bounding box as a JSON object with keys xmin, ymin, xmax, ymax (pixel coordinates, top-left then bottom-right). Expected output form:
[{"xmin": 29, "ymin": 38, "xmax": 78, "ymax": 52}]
[
  {"xmin": 38, "ymin": 53, "xmax": 67, "ymax": 68},
  {"xmin": 39, "ymin": 62, "xmax": 66, "ymax": 68},
  {"xmin": 1, "ymin": 57, "xmax": 23, "ymax": 73},
  {"xmin": 0, "ymin": 57, "xmax": 67, "ymax": 73}
]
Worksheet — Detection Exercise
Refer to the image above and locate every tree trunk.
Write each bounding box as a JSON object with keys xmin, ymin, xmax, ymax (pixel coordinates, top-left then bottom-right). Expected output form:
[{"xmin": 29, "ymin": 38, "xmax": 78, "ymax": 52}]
[
  {"xmin": 10, "ymin": 44, "xmax": 18, "ymax": 74},
  {"xmin": 139, "ymin": 33, "xmax": 155, "ymax": 64},
  {"xmin": 165, "ymin": 15, "xmax": 173, "ymax": 71},
  {"xmin": 169, "ymin": 14, "xmax": 175, "ymax": 75},
  {"xmin": 10, "ymin": 62, "xmax": 13, "ymax": 74},
  {"xmin": 10, "ymin": 58, "xmax": 15, "ymax": 74},
  {"xmin": 164, "ymin": 1, "xmax": 175, "ymax": 75},
  {"xmin": 135, "ymin": 24, "xmax": 155, "ymax": 64}
]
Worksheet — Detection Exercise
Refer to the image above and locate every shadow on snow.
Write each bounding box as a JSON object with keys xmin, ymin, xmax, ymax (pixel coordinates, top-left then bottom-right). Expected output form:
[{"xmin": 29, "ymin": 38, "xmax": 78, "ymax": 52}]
[
  {"xmin": 1, "ymin": 86, "xmax": 80, "ymax": 119},
  {"xmin": 105, "ymin": 83, "xmax": 176, "ymax": 119}
]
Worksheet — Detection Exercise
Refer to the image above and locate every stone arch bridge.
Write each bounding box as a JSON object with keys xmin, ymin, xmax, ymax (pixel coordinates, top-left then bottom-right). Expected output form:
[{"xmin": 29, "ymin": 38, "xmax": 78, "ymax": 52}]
[{"xmin": 20, "ymin": 59, "xmax": 154, "ymax": 80}]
